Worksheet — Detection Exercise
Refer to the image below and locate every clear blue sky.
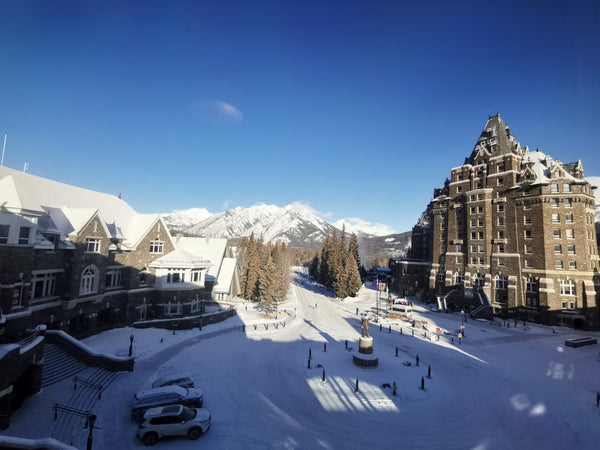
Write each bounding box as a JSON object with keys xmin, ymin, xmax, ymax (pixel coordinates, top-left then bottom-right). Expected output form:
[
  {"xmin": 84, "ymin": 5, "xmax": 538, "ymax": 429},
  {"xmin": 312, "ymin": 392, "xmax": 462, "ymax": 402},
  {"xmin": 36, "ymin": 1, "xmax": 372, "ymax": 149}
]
[{"xmin": 1, "ymin": 0, "xmax": 599, "ymax": 233}]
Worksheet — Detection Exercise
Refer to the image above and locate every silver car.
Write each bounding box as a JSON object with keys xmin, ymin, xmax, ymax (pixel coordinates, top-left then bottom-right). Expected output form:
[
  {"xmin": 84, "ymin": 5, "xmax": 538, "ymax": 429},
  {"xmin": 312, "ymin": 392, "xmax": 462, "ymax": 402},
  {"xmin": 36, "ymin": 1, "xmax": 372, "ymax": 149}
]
[
  {"xmin": 131, "ymin": 385, "xmax": 204, "ymax": 422},
  {"xmin": 136, "ymin": 404, "xmax": 211, "ymax": 446}
]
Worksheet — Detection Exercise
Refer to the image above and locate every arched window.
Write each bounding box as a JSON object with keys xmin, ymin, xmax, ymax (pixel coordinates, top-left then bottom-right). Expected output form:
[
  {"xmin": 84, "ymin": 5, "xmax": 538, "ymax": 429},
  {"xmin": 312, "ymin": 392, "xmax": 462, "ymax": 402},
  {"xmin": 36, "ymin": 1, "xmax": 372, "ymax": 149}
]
[
  {"xmin": 474, "ymin": 273, "xmax": 485, "ymax": 287},
  {"xmin": 80, "ymin": 265, "xmax": 98, "ymax": 295},
  {"xmin": 455, "ymin": 272, "xmax": 464, "ymax": 285}
]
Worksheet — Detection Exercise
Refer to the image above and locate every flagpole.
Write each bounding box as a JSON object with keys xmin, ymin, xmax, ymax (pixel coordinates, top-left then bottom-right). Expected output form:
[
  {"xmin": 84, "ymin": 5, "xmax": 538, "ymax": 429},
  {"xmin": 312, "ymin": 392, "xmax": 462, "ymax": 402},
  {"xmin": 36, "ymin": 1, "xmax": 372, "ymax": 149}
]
[{"xmin": 1, "ymin": 135, "xmax": 6, "ymax": 166}]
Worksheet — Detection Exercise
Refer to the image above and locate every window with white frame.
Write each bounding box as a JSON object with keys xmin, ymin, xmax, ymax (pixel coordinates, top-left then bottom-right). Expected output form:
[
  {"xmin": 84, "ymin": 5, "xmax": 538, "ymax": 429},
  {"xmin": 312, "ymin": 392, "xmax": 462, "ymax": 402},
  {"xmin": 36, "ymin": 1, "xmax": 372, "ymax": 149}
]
[
  {"xmin": 105, "ymin": 267, "xmax": 123, "ymax": 288},
  {"xmin": 471, "ymin": 257, "xmax": 477, "ymax": 265},
  {"xmin": 497, "ymin": 178, "xmax": 504, "ymax": 186},
  {"xmin": 524, "ymin": 216, "xmax": 531, "ymax": 224},
  {"xmin": 470, "ymin": 219, "xmax": 476, "ymax": 227},
  {"xmin": 569, "ymin": 261, "xmax": 577, "ymax": 270},
  {"xmin": 474, "ymin": 273, "xmax": 485, "ymax": 287},
  {"xmin": 471, "ymin": 232, "xmax": 477, "ymax": 240},
  {"xmin": 554, "ymin": 244, "xmax": 562, "ymax": 254},
  {"xmin": 524, "ymin": 201, "xmax": 531, "ymax": 210},
  {"xmin": 456, "ymin": 186, "xmax": 462, "ymax": 193},
  {"xmin": 0, "ymin": 224, "xmax": 9, "ymax": 244},
  {"xmin": 19, "ymin": 227, "xmax": 31, "ymax": 245},
  {"xmin": 560, "ymin": 279, "xmax": 575, "ymax": 296},
  {"xmin": 555, "ymin": 260, "xmax": 564, "ymax": 269},
  {"xmin": 498, "ymin": 230, "xmax": 505, "ymax": 239},
  {"xmin": 478, "ymin": 218, "xmax": 484, "ymax": 227},
  {"xmin": 85, "ymin": 238, "xmax": 101, "ymax": 253},
  {"xmin": 495, "ymin": 275, "xmax": 508, "ymax": 289},
  {"xmin": 525, "ymin": 259, "xmax": 533, "ymax": 268},
  {"xmin": 150, "ymin": 240, "xmax": 164, "ymax": 254},
  {"xmin": 552, "ymin": 213, "xmax": 560, "ymax": 223},
  {"xmin": 525, "ymin": 245, "xmax": 532, "ymax": 253},
  {"xmin": 478, "ymin": 245, "xmax": 485, "ymax": 253},
  {"xmin": 456, "ymin": 256, "xmax": 463, "ymax": 264},
  {"xmin": 551, "ymin": 198, "xmax": 559, "ymax": 208},
  {"xmin": 135, "ymin": 301, "xmax": 148, "ymax": 320},
  {"xmin": 167, "ymin": 269, "xmax": 185, "ymax": 283},
  {"xmin": 470, "ymin": 207, "xmax": 476, "ymax": 214},
  {"xmin": 31, "ymin": 272, "xmax": 57, "ymax": 299},
  {"xmin": 553, "ymin": 229, "xmax": 561, "ymax": 239},
  {"xmin": 478, "ymin": 232, "xmax": 484, "ymax": 239},
  {"xmin": 564, "ymin": 198, "xmax": 572, "ymax": 207},
  {"xmin": 565, "ymin": 213, "xmax": 573, "ymax": 223},
  {"xmin": 497, "ymin": 257, "xmax": 504, "ymax": 266},
  {"xmin": 80, "ymin": 265, "xmax": 98, "ymax": 295},
  {"xmin": 139, "ymin": 268, "xmax": 149, "ymax": 286},
  {"xmin": 478, "ymin": 194, "xmax": 483, "ymax": 200},
  {"xmin": 497, "ymin": 217, "xmax": 504, "ymax": 226},
  {"xmin": 478, "ymin": 206, "xmax": 483, "ymax": 213},
  {"xmin": 567, "ymin": 244, "xmax": 575, "ymax": 255},
  {"xmin": 497, "ymin": 204, "xmax": 505, "ymax": 213},
  {"xmin": 563, "ymin": 184, "xmax": 571, "ymax": 192},
  {"xmin": 191, "ymin": 269, "xmax": 201, "ymax": 282},
  {"xmin": 498, "ymin": 243, "xmax": 505, "ymax": 253},
  {"xmin": 497, "ymin": 164, "xmax": 505, "ymax": 172},
  {"xmin": 471, "ymin": 245, "xmax": 477, "ymax": 253},
  {"xmin": 566, "ymin": 229, "xmax": 574, "ymax": 239},
  {"xmin": 191, "ymin": 298, "xmax": 202, "ymax": 313},
  {"xmin": 526, "ymin": 277, "xmax": 538, "ymax": 293},
  {"xmin": 551, "ymin": 183, "xmax": 559, "ymax": 192},
  {"xmin": 164, "ymin": 301, "xmax": 181, "ymax": 316},
  {"xmin": 524, "ymin": 230, "xmax": 532, "ymax": 239},
  {"xmin": 455, "ymin": 272, "xmax": 464, "ymax": 285}
]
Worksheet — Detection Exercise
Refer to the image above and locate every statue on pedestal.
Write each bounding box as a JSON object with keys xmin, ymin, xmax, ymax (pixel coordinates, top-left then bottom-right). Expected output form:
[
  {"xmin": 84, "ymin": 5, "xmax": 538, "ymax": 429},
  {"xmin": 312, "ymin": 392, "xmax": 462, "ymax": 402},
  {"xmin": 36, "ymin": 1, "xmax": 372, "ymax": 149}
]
[{"xmin": 361, "ymin": 315, "xmax": 370, "ymax": 338}]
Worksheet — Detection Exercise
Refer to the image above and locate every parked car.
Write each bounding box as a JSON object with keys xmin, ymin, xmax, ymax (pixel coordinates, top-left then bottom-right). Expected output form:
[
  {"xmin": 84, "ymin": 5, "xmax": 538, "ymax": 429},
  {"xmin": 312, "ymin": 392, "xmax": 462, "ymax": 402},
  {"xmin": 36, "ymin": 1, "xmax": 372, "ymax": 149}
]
[
  {"xmin": 136, "ymin": 404, "xmax": 211, "ymax": 446},
  {"xmin": 131, "ymin": 385, "xmax": 204, "ymax": 422},
  {"xmin": 151, "ymin": 372, "xmax": 194, "ymax": 389}
]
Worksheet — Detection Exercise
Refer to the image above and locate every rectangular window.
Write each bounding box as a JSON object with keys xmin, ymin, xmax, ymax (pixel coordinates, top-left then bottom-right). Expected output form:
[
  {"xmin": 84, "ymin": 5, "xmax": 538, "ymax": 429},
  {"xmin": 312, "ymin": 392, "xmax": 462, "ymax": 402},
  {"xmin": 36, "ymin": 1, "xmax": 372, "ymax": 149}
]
[
  {"xmin": 554, "ymin": 245, "xmax": 562, "ymax": 254},
  {"xmin": 478, "ymin": 218, "xmax": 484, "ymax": 227},
  {"xmin": 567, "ymin": 244, "xmax": 575, "ymax": 255},
  {"xmin": 471, "ymin": 232, "xmax": 477, "ymax": 240},
  {"xmin": 164, "ymin": 301, "xmax": 181, "ymax": 316},
  {"xmin": 566, "ymin": 229, "xmax": 574, "ymax": 239},
  {"xmin": 552, "ymin": 214, "xmax": 560, "ymax": 223},
  {"xmin": 497, "ymin": 204, "xmax": 505, "ymax": 213},
  {"xmin": 497, "ymin": 178, "xmax": 504, "ymax": 186},
  {"xmin": 564, "ymin": 198, "xmax": 572, "ymax": 207},
  {"xmin": 524, "ymin": 216, "xmax": 531, "ymax": 224},
  {"xmin": 456, "ymin": 186, "xmax": 462, "ymax": 193},
  {"xmin": 569, "ymin": 261, "xmax": 577, "ymax": 270},
  {"xmin": 105, "ymin": 267, "xmax": 122, "ymax": 288},
  {"xmin": 479, "ymin": 258, "xmax": 485, "ymax": 264},
  {"xmin": 523, "ymin": 201, "xmax": 531, "ymax": 210},
  {"xmin": 471, "ymin": 219, "xmax": 476, "ymax": 227},
  {"xmin": 525, "ymin": 260, "xmax": 533, "ymax": 268},
  {"xmin": 560, "ymin": 280, "xmax": 575, "ymax": 295},
  {"xmin": 555, "ymin": 260, "xmax": 564, "ymax": 269},
  {"xmin": 563, "ymin": 184, "xmax": 571, "ymax": 192},
  {"xmin": 524, "ymin": 230, "xmax": 532, "ymax": 239},
  {"xmin": 478, "ymin": 206, "xmax": 483, "ymax": 213},
  {"xmin": 471, "ymin": 257, "xmax": 477, "ymax": 264},
  {"xmin": 525, "ymin": 245, "xmax": 532, "ymax": 254},
  {"xmin": 191, "ymin": 269, "xmax": 201, "ymax": 282},
  {"xmin": 498, "ymin": 230, "xmax": 505, "ymax": 239},
  {"xmin": 85, "ymin": 238, "xmax": 101, "ymax": 253},
  {"xmin": 478, "ymin": 194, "xmax": 484, "ymax": 200},
  {"xmin": 471, "ymin": 245, "xmax": 477, "ymax": 253},
  {"xmin": 31, "ymin": 272, "xmax": 57, "ymax": 299},
  {"xmin": 19, "ymin": 227, "xmax": 30, "ymax": 245},
  {"xmin": 150, "ymin": 240, "xmax": 164, "ymax": 254},
  {"xmin": 551, "ymin": 183, "xmax": 559, "ymax": 192},
  {"xmin": 551, "ymin": 198, "xmax": 559, "ymax": 208},
  {"xmin": 167, "ymin": 270, "xmax": 184, "ymax": 283},
  {"xmin": 498, "ymin": 257, "xmax": 504, "ymax": 266},
  {"xmin": 457, "ymin": 174, "xmax": 464, "ymax": 181},
  {"xmin": 553, "ymin": 229, "xmax": 561, "ymax": 239},
  {"xmin": 478, "ymin": 232, "xmax": 484, "ymax": 239},
  {"xmin": 498, "ymin": 243, "xmax": 505, "ymax": 253},
  {"xmin": 0, "ymin": 224, "xmax": 9, "ymax": 244},
  {"xmin": 470, "ymin": 195, "xmax": 476, "ymax": 201},
  {"xmin": 497, "ymin": 164, "xmax": 505, "ymax": 172},
  {"xmin": 478, "ymin": 245, "xmax": 484, "ymax": 253},
  {"xmin": 565, "ymin": 213, "xmax": 573, "ymax": 223},
  {"xmin": 477, "ymin": 169, "xmax": 484, "ymax": 177},
  {"xmin": 470, "ymin": 207, "xmax": 476, "ymax": 214},
  {"xmin": 456, "ymin": 256, "xmax": 462, "ymax": 264},
  {"xmin": 497, "ymin": 217, "xmax": 504, "ymax": 226}
]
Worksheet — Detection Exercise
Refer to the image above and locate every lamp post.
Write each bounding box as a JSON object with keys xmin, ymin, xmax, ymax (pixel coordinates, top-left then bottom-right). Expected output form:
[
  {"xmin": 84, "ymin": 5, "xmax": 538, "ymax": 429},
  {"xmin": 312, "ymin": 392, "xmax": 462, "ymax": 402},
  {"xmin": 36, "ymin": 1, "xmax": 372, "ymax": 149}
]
[
  {"xmin": 128, "ymin": 335, "xmax": 134, "ymax": 357},
  {"xmin": 86, "ymin": 414, "xmax": 97, "ymax": 450}
]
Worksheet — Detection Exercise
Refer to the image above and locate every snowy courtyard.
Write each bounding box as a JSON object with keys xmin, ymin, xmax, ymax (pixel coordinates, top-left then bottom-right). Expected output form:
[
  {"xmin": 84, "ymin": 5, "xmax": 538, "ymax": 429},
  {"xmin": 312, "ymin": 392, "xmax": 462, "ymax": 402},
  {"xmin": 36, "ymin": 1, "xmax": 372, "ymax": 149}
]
[{"xmin": 5, "ymin": 270, "xmax": 600, "ymax": 449}]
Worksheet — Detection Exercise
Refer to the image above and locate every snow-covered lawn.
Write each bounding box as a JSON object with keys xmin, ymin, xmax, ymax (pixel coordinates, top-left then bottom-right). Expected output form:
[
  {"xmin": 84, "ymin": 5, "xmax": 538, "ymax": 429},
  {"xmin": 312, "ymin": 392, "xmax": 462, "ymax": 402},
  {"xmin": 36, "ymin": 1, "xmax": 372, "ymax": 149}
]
[{"xmin": 5, "ymin": 273, "xmax": 600, "ymax": 449}]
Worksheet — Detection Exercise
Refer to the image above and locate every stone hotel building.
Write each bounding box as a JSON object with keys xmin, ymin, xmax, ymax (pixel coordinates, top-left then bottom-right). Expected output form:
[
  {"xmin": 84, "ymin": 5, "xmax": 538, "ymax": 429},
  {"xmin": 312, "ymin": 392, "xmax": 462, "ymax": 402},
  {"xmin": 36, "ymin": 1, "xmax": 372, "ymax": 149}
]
[{"xmin": 391, "ymin": 114, "xmax": 600, "ymax": 328}]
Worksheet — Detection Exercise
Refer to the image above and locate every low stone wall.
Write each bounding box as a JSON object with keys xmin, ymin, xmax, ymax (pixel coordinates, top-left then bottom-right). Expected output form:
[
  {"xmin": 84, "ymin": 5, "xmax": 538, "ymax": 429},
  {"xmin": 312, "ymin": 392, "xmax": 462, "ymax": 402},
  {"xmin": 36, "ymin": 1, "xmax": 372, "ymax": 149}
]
[
  {"xmin": 45, "ymin": 330, "xmax": 134, "ymax": 372},
  {"xmin": 132, "ymin": 308, "xmax": 236, "ymax": 331}
]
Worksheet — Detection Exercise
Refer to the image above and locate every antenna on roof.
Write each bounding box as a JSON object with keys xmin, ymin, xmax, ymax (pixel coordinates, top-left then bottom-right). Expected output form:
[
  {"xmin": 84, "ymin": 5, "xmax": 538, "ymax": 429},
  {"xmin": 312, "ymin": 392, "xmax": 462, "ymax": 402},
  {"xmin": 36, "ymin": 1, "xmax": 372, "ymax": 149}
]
[
  {"xmin": 1, "ymin": 134, "xmax": 6, "ymax": 166},
  {"xmin": 23, "ymin": 162, "xmax": 29, "ymax": 173}
]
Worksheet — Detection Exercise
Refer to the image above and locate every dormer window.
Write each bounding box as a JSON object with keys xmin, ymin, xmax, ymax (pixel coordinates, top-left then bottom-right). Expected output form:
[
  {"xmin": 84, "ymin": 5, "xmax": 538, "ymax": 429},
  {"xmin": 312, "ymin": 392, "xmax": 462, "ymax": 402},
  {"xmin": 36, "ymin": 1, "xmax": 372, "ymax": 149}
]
[
  {"xmin": 150, "ymin": 240, "xmax": 164, "ymax": 254},
  {"xmin": 85, "ymin": 238, "xmax": 101, "ymax": 253}
]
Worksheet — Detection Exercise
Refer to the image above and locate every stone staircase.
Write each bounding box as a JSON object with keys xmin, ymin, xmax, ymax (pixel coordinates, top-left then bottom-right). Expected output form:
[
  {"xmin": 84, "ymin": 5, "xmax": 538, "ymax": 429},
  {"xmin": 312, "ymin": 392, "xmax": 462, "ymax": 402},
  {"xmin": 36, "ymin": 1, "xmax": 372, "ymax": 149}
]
[{"xmin": 42, "ymin": 343, "xmax": 89, "ymax": 387}]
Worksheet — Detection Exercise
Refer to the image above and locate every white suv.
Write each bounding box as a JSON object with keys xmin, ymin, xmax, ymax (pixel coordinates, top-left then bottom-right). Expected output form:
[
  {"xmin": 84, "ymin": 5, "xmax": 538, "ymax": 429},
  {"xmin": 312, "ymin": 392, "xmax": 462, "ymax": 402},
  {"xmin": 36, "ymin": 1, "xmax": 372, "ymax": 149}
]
[
  {"xmin": 131, "ymin": 385, "xmax": 204, "ymax": 422},
  {"xmin": 136, "ymin": 404, "xmax": 211, "ymax": 446}
]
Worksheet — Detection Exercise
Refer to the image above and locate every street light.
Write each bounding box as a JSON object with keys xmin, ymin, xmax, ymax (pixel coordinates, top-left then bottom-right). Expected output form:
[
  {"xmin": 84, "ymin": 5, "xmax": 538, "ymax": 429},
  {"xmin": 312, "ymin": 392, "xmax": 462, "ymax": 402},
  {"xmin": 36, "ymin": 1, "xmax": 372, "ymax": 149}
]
[
  {"xmin": 87, "ymin": 414, "xmax": 97, "ymax": 450},
  {"xmin": 128, "ymin": 334, "xmax": 134, "ymax": 357}
]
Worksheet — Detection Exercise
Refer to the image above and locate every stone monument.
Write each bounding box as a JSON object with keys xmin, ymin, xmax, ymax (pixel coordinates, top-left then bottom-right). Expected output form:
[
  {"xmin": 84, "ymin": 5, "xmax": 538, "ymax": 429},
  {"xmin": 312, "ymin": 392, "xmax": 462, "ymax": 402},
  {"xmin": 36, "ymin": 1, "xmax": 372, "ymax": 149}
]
[{"xmin": 353, "ymin": 315, "xmax": 379, "ymax": 369}]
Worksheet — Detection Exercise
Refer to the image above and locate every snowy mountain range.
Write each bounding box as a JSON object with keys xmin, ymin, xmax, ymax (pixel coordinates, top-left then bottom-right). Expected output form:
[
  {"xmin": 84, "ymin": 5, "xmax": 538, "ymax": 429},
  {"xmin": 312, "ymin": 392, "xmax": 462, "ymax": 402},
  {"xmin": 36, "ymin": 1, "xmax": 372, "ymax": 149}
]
[{"xmin": 162, "ymin": 203, "xmax": 411, "ymax": 259}]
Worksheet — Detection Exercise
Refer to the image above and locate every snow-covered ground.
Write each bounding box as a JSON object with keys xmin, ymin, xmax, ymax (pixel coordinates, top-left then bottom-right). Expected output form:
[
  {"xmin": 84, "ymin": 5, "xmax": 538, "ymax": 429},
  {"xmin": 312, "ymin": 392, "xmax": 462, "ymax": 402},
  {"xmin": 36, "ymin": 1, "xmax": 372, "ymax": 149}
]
[{"xmin": 5, "ymin": 270, "xmax": 600, "ymax": 449}]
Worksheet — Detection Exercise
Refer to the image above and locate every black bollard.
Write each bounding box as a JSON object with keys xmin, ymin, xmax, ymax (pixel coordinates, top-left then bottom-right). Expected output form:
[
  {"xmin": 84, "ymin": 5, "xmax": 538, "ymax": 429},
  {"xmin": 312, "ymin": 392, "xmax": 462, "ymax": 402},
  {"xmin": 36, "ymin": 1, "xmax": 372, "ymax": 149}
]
[
  {"xmin": 451, "ymin": 336, "xmax": 454, "ymax": 344},
  {"xmin": 395, "ymin": 346, "xmax": 399, "ymax": 357},
  {"xmin": 393, "ymin": 381, "xmax": 397, "ymax": 396},
  {"xmin": 322, "ymin": 369, "xmax": 326, "ymax": 382},
  {"xmin": 597, "ymin": 392, "xmax": 600, "ymax": 407},
  {"xmin": 389, "ymin": 325, "xmax": 391, "ymax": 333},
  {"xmin": 428, "ymin": 365, "xmax": 431, "ymax": 379},
  {"xmin": 345, "ymin": 340, "xmax": 348, "ymax": 350},
  {"xmin": 400, "ymin": 328, "xmax": 403, "ymax": 335},
  {"xmin": 308, "ymin": 358, "xmax": 311, "ymax": 369},
  {"xmin": 309, "ymin": 348, "xmax": 312, "ymax": 359},
  {"xmin": 355, "ymin": 379, "xmax": 359, "ymax": 393},
  {"xmin": 421, "ymin": 377, "xmax": 425, "ymax": 390},
  {"xmin": 324, "ymin": 342, "xmax": 327, "ymax": 352},
  {"xmin": 416, "ymin": 355, "xmax": 420, "ymax": 366},
  {"xmin": 380, "ymin": 323, "xmax": 382, "ymax": 332}
]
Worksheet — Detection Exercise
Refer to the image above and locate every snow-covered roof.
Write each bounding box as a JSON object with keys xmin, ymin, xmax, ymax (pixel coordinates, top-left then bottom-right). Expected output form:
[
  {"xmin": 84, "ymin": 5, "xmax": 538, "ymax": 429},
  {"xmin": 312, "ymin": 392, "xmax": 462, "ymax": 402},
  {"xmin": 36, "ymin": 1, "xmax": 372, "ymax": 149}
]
[
  {"xmin": 518, "ymin": 149, "xmax": 581, "ymax": 187},
  {"xmin": 213, "ymin": 257, "xmax": 237, "ymax": 294},
  {"xmin": 148, "ymin": 248, "xmax": 212, "ymax": 269},
  {"xmin": 0, "ymin": 166, "xmax": 163, "ymax": 247},
  {"xmin": 175, "ymin": 237, "xmax": 228, "ymax": 277}
]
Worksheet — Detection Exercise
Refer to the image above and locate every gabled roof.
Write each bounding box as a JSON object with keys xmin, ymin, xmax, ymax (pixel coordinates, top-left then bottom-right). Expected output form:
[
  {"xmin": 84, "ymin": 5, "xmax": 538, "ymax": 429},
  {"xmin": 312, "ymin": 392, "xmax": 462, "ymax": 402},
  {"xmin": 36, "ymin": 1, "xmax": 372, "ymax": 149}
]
[
  {"xmin": 0, "ymin": 175, "xmax": 45, "ymax": 215},
  {"xmin": 174, "ymin": 237, "xmax": 228, "ymax": 277},
  {"xmin": 149, "ymin": 248, "xmax": 212, "ymax": 269},
  {"xmin": 214, "ymin": 258, "xmax": 237, "ymax": 294}
]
